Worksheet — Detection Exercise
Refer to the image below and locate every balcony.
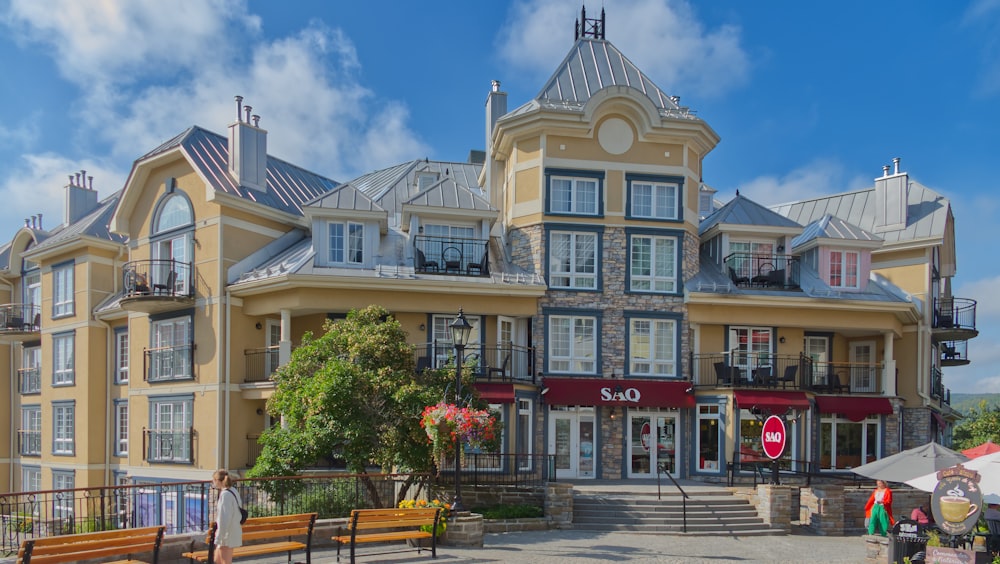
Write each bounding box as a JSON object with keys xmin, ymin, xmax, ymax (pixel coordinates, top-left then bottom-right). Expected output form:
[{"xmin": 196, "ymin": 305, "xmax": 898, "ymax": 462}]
[
  {"xmin": 143, "ymin": 428, "xmax": 193, "ymax": 463},
  {"xmin": 692, "ymin": 352, "xmax": 884, "ymax": 394},
  {"xmin": 413, "ymin": 235, "xmax": 489, "ymax": 277},
  {"xmin": 940, "ymin": 340, "xmax": 970, "ymax": 367},
  {"xmin": 119, "ymin": 259, "xmax": 194, "ymax": 314},
  {"xmin": 0, "ymin": 303, "xmax": 40, "ymax": 342},
  {"xmin": 17, "ymin": 430, "xmax": 41, "ymax": 456},
  {"xmin": 931, "ymin": 366, "xmax": 951, "ymax": 404},
  {"xmin": 723, "ymin": 253, "xmax": 801, "ymax": 289},
  {"xmin": 414, "ymin": 342, "xmax": 535, "ymax": 384},
  {"xmin": 18, "ymin": 366, "xmax": 41, "ymax": 395},
  {"xmin": 143, "ymin": 344, "xmax": 194, "ymax": 382},
  {"xmin": 932, "ymin": 297, "xmax": 978, "ymax": 341},
  {"xmin": 244, "ymin": 346, "xmax": 280, "ymax": 384}
]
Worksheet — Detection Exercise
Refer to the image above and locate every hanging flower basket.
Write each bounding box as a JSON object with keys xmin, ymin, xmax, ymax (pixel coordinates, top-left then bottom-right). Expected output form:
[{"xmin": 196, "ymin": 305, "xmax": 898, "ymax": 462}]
[{"xmin": 420, "ymin": 402, "xmax": 498, "ymax": 467}]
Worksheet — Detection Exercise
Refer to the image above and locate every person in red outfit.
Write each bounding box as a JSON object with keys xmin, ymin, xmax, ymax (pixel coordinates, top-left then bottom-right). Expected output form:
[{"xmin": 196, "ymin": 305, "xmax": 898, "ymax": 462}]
[{"xmin": 864, "ymin": 479, "xmax": 894, "ymax": 536}]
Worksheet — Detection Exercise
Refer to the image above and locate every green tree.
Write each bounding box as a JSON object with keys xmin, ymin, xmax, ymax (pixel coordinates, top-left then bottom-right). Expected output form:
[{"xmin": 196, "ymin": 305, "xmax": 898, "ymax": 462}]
[
  {"xmin": 952, "ymin": 400, "xmax": 1000, "ymax": 451},
  {"xmin": 246, "ymin": 305, "xmax": 473, "ymax": 505}
]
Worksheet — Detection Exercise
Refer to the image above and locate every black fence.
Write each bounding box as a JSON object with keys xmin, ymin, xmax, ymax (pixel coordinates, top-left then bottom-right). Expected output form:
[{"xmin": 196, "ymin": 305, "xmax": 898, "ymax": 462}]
[
  {"xmin": 122, "ymin": 259, "xmax": 194, "ymax": 299},
  {"xmin": 415, "ymin": 342, "xmax": 535, "ymax": 384}
]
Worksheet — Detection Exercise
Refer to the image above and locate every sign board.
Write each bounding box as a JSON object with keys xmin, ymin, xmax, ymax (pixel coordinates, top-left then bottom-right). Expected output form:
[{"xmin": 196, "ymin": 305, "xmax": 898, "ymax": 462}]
[
  {"xmin": 760, "ymin": 415, "xmax": 786, "ymax": 460},
  {"xmin": 930, "ymin": 465, "xmax": 983, "ymax": 537}
]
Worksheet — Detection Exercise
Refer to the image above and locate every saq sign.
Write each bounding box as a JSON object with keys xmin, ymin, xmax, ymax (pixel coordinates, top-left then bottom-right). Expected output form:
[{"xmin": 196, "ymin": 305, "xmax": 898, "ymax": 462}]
[
  {"xmin": 600, "ymin": 387, "xmax": 641, "ymax": 402},
  {"xmin": 761, "ymin": 415, "xmax": 786, "ymax": 460}
]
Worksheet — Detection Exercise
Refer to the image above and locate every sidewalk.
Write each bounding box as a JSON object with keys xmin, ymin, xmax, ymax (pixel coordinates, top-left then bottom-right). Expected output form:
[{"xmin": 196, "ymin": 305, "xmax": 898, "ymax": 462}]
[{"xmin": 290, "ymin": 528, "xmax": 868, "ymax": 563}]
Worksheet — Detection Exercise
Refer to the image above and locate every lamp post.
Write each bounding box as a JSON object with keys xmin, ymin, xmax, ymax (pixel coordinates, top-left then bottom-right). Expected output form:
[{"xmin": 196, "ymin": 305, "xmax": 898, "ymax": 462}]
[{"xmin": 449, "ymin": 308, "xmax": 473, "ymax": 514}]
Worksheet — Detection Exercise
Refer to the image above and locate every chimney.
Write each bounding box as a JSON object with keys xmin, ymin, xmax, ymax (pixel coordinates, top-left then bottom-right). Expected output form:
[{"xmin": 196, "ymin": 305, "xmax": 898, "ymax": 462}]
[
  {"xmin": 484, "ymin": 80, "xmax": 507, "ymax": 201},
  {"xmin": 228, "ymin": 95, "xmax": 268, "ymax": 192},
  {"xmin": 872, "ymin": 157, "xmax": 908, "ymax": 233},
  {"xmin": 65, "ymin": 172, "xmax": 99, "ymax": 225}
]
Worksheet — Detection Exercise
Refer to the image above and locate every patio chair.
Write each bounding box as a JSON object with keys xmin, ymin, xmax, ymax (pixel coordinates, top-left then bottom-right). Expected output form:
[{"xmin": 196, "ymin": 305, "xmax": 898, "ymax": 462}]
[
  {"xmin": 443, "ymin": 246, "xmax": 462, "ymax": 273},
  {"xmin": 728, "ymin": 267, "xmax": 750, "ymax": 287},
  {"xmin": 767, "ymin": 268, "xmax": 785, "ymax": 288},
  {"xmin": 778, "ymin": 365, "xmax": 798, "ymax": 388},
  {"xmin": 987, "ymin": 519, "xmax": 1000, "ymax": 555},
  {"xmin": 416, "ymin": 249, "xmax": 439, "ymax": 272},
  {"xmin": 487, "ymin": 352, "xmax": 511, "ymax": 381},
  {"xmin": 415, "ymin": 356, "xmax": 432, "ymax": 374},
  {"xmin": 153, "ymin": 271, "xmax": 177, "ymax": 295},
  {"xmin": 752, "ymin": 262, "xmax": 774, "ymax": 287},
  {"xmin": 942, "ymin": 344, "xmax": 959, "ymax": 360},
  {"xmin": 713, "ymin": 362, "xmax": 733, "ymax": 386},
  {"xmin": 829, "ymin": 372, "xmax": 850, "ymax": 394},
  {"xmin": 467, "ymin": 250, "xmax": 489, "ymax": 276},
  {"xmin": 753, "ymin": 366, "xmax": 774, "ymax": 388}
]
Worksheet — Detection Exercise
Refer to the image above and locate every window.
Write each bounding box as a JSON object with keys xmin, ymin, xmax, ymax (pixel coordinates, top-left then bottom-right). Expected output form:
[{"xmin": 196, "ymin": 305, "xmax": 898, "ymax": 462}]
[
  {"xmin": 148, "ymin": 396, "xmax": 193, "ymax": 463},
  {"xmin": 819, "ymin": 415, "xmax": 880, "ymax": 470},
  {"xmin": 52, "ymin": 470, "xmax": 75, "ymax": 522},
  {"xmin": 149, "ymin": 316, "xmax": 192, "ymax": 382},
  {"xmin": 52, "ymin": 262, "xmax": 74, "ymax": 317},
  {"xmin": 548, "ymin": 314, "xmax": 597, "ymax": 374},
  {"xmin": 729, "ymin": 327, "xmax": 773, "ymax": 376},
  {"xmin": 328, "ymin": 221, "xmax": 364, "ymax": 264},
  {"xmin": 19, "ymin": 346, "xmax": 40, "ymax": 394},
  {"xmin": 546, "ymin": 170, "xmax": 603, "ymax": 216},
  {"xmin": 629, "ymin": 233, "xmax": 678, "ymax": 293},
  {"xmin": 696, "ymin": 405, "xmax": 721, "ymax": 471},
  {"xmin": 53, "ymin": 333, "xmax": 75, "ymax": 386},
  {"xmin": 516, "ymin": 399, "xmax": 533, "ymax": 468},
  {"xmin": 53, "ymin": 402, "xmax": 75, "ymax": 455},
  {"xmin": 739, "ymin": 409, "xmax": 795, "ymax": 470},
  {"xmin": 115, "ymin": 400, "xmax": 129, "ymax": 456},
  {"xmin": 156, "ymin": 194, "xmax": 194, "ymax": 233},
  {"xmin": 22, "ymin": 466, "xmax": 40, "ymax": 492},
  {"xmin": 116, "ymin": 330, "xmax": 129, "ymax": 384},
  {"xmin": 549, "ymin": 230, "xmax": 598, "ymax": 289},
  {"xmin": 430, "ymin": 313, "xmax": 481, "ymax": 368},
  {"xmin": 20, "ymin": 406, "xmax": 41, "ymax": 456},
  {"xmin": 628, "ymin": 317, "xmax": 677, "ymax": 376},
  {"xmin": 830, "ymin": 250, "xmax": 861, "ymax": 289},
  {"xmin": 417, "ymin": 172, "xmax": 438, "ymax": 191},
  {"xmin": 628, "ymin": 176, "xmax": 680, "ymax": 220},
  {"xmin": 698, "ymin": 190, "xmax": 714, "ymax": 219}
]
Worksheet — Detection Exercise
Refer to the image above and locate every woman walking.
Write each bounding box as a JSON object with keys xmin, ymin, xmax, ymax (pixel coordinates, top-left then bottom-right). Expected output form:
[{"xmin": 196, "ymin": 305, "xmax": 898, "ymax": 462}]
[
  {"xmin": 864, "ymin": 479, "xmax": 894, "ymax": 536},
  {"xmin": 212, "ymin": 469, "xmax": 243, "ymax": 564}
]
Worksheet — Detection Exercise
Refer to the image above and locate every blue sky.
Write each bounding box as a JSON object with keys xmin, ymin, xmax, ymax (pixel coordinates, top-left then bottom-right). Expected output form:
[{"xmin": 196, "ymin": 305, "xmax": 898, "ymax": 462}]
[{"xmin": 0, "ymin": 0, "xmax": 997, "ymax": 393}]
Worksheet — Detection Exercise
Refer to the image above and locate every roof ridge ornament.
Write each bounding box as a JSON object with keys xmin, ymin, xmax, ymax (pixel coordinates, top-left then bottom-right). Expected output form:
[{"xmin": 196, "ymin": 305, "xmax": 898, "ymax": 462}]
[{"xmin": 575, "ymin": 5, "xmax": 605, "ymax": 41}]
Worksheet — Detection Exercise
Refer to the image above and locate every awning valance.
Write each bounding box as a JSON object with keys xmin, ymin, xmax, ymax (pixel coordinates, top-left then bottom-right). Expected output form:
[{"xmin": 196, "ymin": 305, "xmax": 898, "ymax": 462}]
[
  {"xmin": 815, "ymin": 396, "xmax": 893, "ymax": 422},
  {"xmin": 542, "ymin": 378, "xmax": 695, "ymax": 408},
  {"xmin": 734, "ymin": 390, "xmax": 810, "ymax": 413},
  {"xmin": 474, "ymin": 383, "xmax": 515, "ymax": 404}
]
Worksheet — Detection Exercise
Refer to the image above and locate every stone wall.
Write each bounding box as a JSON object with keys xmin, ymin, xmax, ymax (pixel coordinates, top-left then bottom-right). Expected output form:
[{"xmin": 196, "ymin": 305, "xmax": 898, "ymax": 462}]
[
  {"xmin": 451, "ymin": 485, "xmax": 545, "ymax": 509},
  {"xmin": 545, "ymin": 482, "xmax": 574, "ymax": 529},
  {"xmin": 799, "ymin": 484, "xmax": 845, "ymax": 535},
  {"xmin": 843, "ymin": 486, "xmax": 931, "ymax": 533},
  {"xmin": 753, "ymin": 485, "xmax": 793, "ymax": 533},
  {"xmin": 902, "ymin": 407, "xmax": 933, "ymax": 450},
  {"xmin": 444, "ymin": 512, "xmax": 484, "ymax": 547}
]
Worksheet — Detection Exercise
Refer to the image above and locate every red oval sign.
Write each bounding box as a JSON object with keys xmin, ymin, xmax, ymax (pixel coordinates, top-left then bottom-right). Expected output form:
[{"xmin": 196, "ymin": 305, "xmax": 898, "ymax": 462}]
[
  {"xmin": 761, "ymin": 415, "xmax": 786, "ymax": 459},
  {"xmin": 640, "ymin": 422, "xmax": 651, "ymax": 452}
]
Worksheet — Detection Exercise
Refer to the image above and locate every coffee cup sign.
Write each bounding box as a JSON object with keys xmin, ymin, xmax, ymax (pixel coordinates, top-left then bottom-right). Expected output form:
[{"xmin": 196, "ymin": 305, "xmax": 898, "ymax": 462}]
[{"xmin": 930, "ymin": 466, "xmax": 983, "ymax": 536}]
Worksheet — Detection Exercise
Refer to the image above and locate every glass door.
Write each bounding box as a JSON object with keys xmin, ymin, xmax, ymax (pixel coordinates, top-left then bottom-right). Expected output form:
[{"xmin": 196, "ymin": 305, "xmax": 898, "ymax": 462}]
[
  {"xmin": 628, "ymin": 412, "xmax": 677, "ymax": 478},
  {"xmin": 549, "ymin": 410, "xmax": 595, "ymax": 479}
]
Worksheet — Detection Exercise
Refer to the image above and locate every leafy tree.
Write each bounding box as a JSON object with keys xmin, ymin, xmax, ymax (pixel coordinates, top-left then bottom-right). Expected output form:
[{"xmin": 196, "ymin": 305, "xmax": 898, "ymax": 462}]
[
  {"xmin": 952, "ymin": 400, "xmax": 1000, "ymax": 451},
  {"xmin": 247, "ymin": 305, "xmax": 474, "ymax": 506}
]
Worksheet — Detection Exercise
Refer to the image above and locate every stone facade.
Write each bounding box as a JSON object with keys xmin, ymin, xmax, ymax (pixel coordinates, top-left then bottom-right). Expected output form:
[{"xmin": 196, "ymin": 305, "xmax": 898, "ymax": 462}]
[
  {"xmin": 453, "ymin": 485, "xmax": 545, "ymax": 509},
  {"xmin": 545, "ymin": 482, "xmax": 574, "ymax": 529},
  {"xmin": 753, "ymin": 484, "xmax": 793, "ymax": 533},
  {"xmin": 799, "ymin": 484, "xmax": 846, "ymax": 535},
  {"xmin": 443, "ymin": 512, "xmax": 484, "ymax": 547},
  {"xmin": 902, "ymin": 407, "xmax": 934, "ymax": 450}
]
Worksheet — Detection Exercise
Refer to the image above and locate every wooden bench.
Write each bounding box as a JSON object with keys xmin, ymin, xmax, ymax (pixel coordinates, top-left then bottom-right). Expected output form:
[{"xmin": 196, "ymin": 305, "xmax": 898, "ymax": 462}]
[
  {"xmin": 17, "ymin": 525, "xmax": 165, "ymax": 564},
  {"xmin": 182, "ymin": 512, "xmax": 317, "ymax": 563},
  {"xmin": 333, "ymin": 508, "xmax": 442, "ymax": 563}
]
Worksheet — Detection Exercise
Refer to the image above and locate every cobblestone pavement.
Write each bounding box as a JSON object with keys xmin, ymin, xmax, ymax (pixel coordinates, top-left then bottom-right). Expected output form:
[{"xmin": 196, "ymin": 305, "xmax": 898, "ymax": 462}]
[{"xmin": 300, "ymin": 529, "xmax": 869, "ymax": 563}]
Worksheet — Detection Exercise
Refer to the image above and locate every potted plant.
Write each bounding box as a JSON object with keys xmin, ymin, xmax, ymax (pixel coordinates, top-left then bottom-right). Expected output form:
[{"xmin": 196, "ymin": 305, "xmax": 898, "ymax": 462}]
[
  {"xmin": 399, "ymin": 498, "xmax": 451, "ymax": 546},
  {"xmin": 420, "ymin": 402, "xmax": 498, "ymax": 469}
]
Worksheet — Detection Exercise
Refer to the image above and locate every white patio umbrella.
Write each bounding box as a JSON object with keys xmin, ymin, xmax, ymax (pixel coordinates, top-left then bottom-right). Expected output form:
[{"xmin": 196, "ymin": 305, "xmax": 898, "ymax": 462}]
[
  {"xmin": 851, "ymin": 442, "xmax": 969, "ymax": 484},
  {"xmin": 906, "ymin": 450, "xmax": 1000, "ymax": 495}
]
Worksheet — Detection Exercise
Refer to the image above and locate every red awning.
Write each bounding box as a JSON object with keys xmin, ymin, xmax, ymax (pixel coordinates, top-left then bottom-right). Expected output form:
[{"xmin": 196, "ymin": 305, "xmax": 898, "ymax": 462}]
[
  {"xmin": 474, "ymin": 383, "xmax": 515, "ymax": 404},
  {"xmin": 734, "ymin": 390, "xmax": 810, "ymax": 413},
  {"xmin": 931, "ymin": 411, "xmax": 947, "ymax": 430},
  {"xmin": 815, "ymin": 396, "xmax": 893, "ymax": 422},
  {"xmin": 542, "ymin": 378, "xmax": 695, "ymax": 408}
]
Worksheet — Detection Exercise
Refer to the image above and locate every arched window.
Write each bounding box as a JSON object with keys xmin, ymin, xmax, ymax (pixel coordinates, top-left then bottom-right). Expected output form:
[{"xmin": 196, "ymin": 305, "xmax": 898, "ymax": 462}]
[
  {"xmin": 150, "ymin": 192, "xmax": 194, "ymax": 296},
  {"xmin": 154, "ymin": 194, "xmax": 193, "ymax": 234}
]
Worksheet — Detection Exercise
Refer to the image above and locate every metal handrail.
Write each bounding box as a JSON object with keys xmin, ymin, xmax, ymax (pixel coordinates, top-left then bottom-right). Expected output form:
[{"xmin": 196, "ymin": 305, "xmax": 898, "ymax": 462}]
[{"xmin": 656, "ymin": 462, "xmax": 689, "ymax": 533}]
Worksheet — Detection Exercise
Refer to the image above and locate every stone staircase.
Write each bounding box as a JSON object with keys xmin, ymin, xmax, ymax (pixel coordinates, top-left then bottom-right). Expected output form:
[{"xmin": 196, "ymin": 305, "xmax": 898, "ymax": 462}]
[{"xmin": 571, "ymin": 488, "xmax": 781, "ymax": 535}]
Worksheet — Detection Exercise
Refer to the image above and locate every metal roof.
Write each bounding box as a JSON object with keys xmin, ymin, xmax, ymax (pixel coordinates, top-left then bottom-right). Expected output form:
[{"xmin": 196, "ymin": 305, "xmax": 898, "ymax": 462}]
[
  {"xmin": 306, "ymin": 183, "xmax": 385, "ymax": 213},
  {"xmin": 698, "ymin": 194, "xmax": 802, "ymax": 235},
  {"xmin": 350, "ymin": 159, "xmax": 484, "ymax": 213},
  {"xmin": 791, "ymin": 213, "xmax": 882, "ymax": 249},
  {"xmin": 772, "ymin": 179, "xmax": 949, "ymax": 245},
  {"xmin": 403, "ymin": 176, "xmax": 495, "ymax": 212},
  {"xmin": 29, "ymin": 192, "xmax": 127, "ymax": 253},
  {"xmin": 142, "ymin": 126, "xmax": 339, "ymax": 217}
]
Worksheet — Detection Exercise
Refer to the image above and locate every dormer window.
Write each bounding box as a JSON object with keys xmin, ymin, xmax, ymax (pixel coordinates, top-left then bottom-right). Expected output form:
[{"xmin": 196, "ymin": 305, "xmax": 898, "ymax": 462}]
[
  {"xmin": 829, "ymin": 249, "xmax": 860, "ymax": 289},
  {"xmin": 699, "ymin": 191, "xmax": 713, "ymax": 218},
  {"xmin": 329, "ymin": 221, "xmax": 364, "ymax": 265},
  {"xmin": 417, "ymin": 173, "xmax": 438, "ymax": 192}
]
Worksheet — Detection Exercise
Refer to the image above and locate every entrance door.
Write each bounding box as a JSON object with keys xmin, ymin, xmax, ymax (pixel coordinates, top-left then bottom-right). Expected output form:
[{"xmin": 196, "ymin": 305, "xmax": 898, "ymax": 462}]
[
  {"xmin": 549, "ymin": 411, "xmax": 595, "ymax": 479},
  {"xmin": 850, "ymin": 341, "xmax": 877, "ymax": 392},
  {"xmin": 628, "ymin": 413, "xmax": 677, "ymax": 478}
]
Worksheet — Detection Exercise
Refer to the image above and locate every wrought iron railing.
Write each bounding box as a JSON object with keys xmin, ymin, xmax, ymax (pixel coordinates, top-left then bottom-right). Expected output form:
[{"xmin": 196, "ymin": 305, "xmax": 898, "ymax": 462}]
[
  {"xmin": 691, "ymin": 352, "xmax": 883, "ymax": 394},
  {"xmin": 414, "ymin": 342, "xmax": 535, "ymax": 383},
  {"xmin": 143, "ymin": 344, "xmax": 194, "ymax": 382},
  {"xmin": 931, "ymin": 365, "xmax": 945, "ymax": 400},
  {"xmin": 244, "ymin": 346, "xmax": 280, "ymax": 383},
  {"xmin": 0, "ymin": 303, "xmax": 41, "ymax": 333},
  {"xmin": 17, "ymin": 430, "xmax": 41, "ymax": 456},
  {"xmin": 432, "ymin": 454, "xmax": 555, "ymax": 488},
  {"xmin": 413, "ymin": 235, "xmax": 489, "ymax": 276},
  {"xmin": 940, "ymin": 340, "xmax": 969, "ymax": 364},
  {"xmin": 933, "ymin": 297, "xmax": 977, "ymax": 333},
  {"xmin": 723, "ymin": 253, "xmax": 801, "ymax": 288},
  {"xmin": 122, "ymin": 259, "xmax": 194, "ymax": 299},
  {"xmin": 142, "ymin": 428, "xmax": 194, "ymax": 464},
  {"xmin": 18, "ymin": 367, "xmax": 41, "ymax": 395}
]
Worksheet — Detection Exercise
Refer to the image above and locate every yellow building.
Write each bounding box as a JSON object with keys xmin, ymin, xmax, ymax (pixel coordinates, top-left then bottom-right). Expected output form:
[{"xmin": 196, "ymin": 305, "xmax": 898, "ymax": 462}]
[{"xmin": 0, "ymin": 11, "xmax": 976, "ymax": 511}]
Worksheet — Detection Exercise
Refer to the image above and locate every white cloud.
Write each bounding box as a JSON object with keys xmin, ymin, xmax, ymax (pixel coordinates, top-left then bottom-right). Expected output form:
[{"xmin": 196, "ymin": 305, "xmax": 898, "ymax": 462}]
[
  {"xmin": 0, "ymin": 153, "xmax": 125, "ymax": 231},
  {"xmin": 955, "ymin": 276, "xmax": 1000, "ymax": 322},
  {"xmin": 717, "ymin": 159, "xmax": 871, "ymax": 207},
  {"xmin": 497, "ymin": 0, "xmax": 749, "ymax": 99},
  {"xmin": 946, "ymin": 336, "xmax": 1000, "ymax": 393}
]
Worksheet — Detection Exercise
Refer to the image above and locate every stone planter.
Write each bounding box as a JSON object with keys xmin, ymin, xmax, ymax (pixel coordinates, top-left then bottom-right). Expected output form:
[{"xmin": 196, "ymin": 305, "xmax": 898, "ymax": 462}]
[{"xmin": 406, "ymin": 536, "xmax": 437, "ymax": 548}]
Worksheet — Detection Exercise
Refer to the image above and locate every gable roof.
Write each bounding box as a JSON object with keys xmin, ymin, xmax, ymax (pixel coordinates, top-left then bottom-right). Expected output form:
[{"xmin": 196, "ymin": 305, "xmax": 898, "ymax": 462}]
[
  {"xmin": 699, "ymin": 194, "xmax": 802, "ymax": 235},
  {"xmin": 791, "ymin": 213, "xmax": 882, "ymax": 250},
  {"xmin": 350, "ymin": 159, "xmax": 485, "ymax": 216}
]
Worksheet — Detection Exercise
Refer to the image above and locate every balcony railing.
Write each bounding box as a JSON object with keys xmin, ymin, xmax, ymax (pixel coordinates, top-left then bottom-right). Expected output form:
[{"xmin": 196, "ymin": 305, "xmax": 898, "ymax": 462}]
[
  {"xmin": 0, "ymin": 303, "xmax": 40, "ymax": 335},
  {"xmin": 413, "ymin": 235, "xmax": 489, "ymax": 276},
  {"xmin": 18, "ymin": 367, "xmax": 41, "ymax": 395},
  {"xmin": 244, "ymin": 346, "xmax": 280, "ymax": 383},
  {"xmin": 142, "ymin": 428, "xmax": 193, "ymax": 464},
  {"xmin": 143, "ymin": 344, "xmax": 194, "ymax": 382},
  {"xmin": 933, "ymin": 297, "xmax": 978, "ymax": 339},
  {"xmin": 122, "ymin": 259, "xmax": 193, "ymax": 300},
  {"xmin": 940, "ymin": 340, "xmax": 970, "ymax": 366},
  {"xmin": 414, "ymin": 342, "xmax": 535, "ymax": 384},
  {"xmin": 723, "ymin": 253, "xmax": 801, "ymax": 289},
  {"xmin": 931, "ymin": 365, "xmax": 949, "ymax": 402},
  {"xmin": 692, "ymin": 352, "xmax": 883, "ymax": 394},
  {"xmin": 17, "ymin": 430, "xmax": 41, "ymax": 456}
]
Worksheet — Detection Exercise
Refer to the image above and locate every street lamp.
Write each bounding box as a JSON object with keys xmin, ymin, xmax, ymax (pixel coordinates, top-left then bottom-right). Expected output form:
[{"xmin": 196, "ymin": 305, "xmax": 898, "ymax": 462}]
[{"xmin": 449, "ymin": 308, "xmax": 473, "ymax": 514}]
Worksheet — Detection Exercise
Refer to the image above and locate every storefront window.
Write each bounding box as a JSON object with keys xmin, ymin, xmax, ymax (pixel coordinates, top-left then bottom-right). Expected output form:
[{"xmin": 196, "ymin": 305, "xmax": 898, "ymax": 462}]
[
  {"xmin": 697, "ymin": 405, "xmax": 720, "ymax": 471},
  {"xmin": 738, "ymin": 409, "xmax": 795, "ymax": 470},
  {"xmin": 819, "ymin": 416, "xmax": 880, "ymax": 470}
]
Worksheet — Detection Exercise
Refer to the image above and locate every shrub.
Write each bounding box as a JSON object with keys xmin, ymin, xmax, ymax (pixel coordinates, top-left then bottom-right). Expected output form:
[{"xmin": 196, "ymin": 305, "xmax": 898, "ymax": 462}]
[
  {"xmin": 474, "ymin": 504, "xmax": 543, "ymax": 520},
  {"xmin": 399, "ymin": 498, "xmax": 450, "ymax": 536}
]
